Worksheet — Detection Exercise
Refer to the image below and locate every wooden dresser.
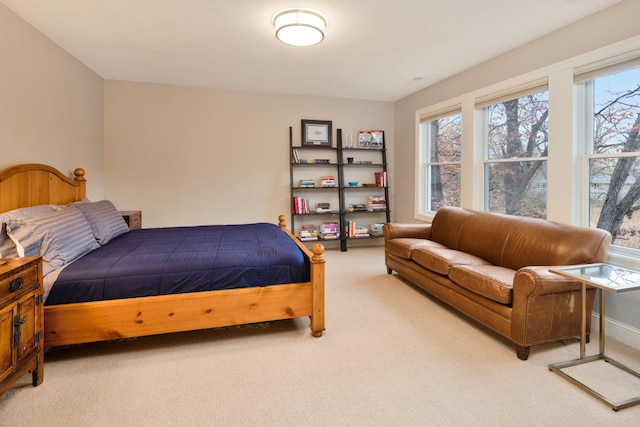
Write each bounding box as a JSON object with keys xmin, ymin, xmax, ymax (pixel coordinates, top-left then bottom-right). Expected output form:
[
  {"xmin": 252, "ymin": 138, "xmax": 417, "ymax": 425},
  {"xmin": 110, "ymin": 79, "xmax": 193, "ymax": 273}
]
[{"xmin": 0, "ymin": 257, "xmax": 44, "ymax": 396}]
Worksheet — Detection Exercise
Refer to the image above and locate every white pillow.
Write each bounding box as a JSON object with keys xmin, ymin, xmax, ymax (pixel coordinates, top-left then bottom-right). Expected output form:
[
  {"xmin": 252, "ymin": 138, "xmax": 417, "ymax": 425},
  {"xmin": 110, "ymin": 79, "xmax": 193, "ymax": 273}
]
[
  {"xmin": 6, "ymin": 205, "xmax": 99, "ymax": 275},
  {"xmin": 74, "ymin": 200, "xmax": 129, "ymax": 245},
  {"xmin": 0, "ymin": 205, "xmax": 59, "ymax": 257}
]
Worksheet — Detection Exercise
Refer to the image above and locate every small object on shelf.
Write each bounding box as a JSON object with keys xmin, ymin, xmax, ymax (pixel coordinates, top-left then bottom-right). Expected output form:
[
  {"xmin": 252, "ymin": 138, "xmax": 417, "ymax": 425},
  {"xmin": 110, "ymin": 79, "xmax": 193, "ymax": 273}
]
[
  {"xmin": 370, "ymin": 223, "xmax": 384, "ymax": 236},
  {"xmin": 348, "ymin": 204, "xmax": 367, "ymax": 212},
  {"xmin": 299, "ymin": 179, "xmax": 315, "ymax": 188},
  {"xmin": 299, "ymin": 159, "xmax": 308, "ymax": 163},
  {"xmin": 347, "ymin": 157, "xmax": 354, "ymax": 164},
  {"xmin": 348, "ymin": 182, "xmax": 358, "ymax": 187},
  {"xmin": 314, "ymin": 159, "xmax": 330, "ymax": 164},
  {"xmin": 316, "ymin": 202, "xmax": 331, "ymax": 213},
  {"xmin": 358, "ymin": 160, "xmax": 373, "ymax": 165},
  {"xmin": 362, "ymin": 183, "xmax": 377, "ymax": 187},
  {"xmin": 321, "ymin": 176, "xmax": 336, "ymax": 187}
]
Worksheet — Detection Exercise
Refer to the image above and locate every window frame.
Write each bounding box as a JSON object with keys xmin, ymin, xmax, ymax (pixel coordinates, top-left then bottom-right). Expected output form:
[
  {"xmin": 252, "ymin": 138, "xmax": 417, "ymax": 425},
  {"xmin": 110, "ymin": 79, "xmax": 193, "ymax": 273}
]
[
  {"xmin": 575, "ymin": 61, "xmax": 640, "ymax": 255},
  {"xmin": 415, "ymin": 105, "xmax": 463, "ymax": 221},
  {"xmin": 478, "ymin": 86, "xmax": 550, "ymax": 217}
]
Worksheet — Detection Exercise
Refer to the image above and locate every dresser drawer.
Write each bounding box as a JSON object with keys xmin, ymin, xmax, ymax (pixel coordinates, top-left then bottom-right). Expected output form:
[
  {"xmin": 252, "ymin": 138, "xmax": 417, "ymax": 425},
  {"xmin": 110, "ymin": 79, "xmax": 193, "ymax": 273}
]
[{"xmin": 0, "ymin": 264, "xmax": 38, "ymax": 302}]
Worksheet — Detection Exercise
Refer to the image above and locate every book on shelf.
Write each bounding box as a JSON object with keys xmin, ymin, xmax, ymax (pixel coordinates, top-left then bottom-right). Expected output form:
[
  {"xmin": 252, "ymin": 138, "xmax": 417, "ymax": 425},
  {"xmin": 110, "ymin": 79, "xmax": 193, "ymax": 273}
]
[
  {"xmin": 321, "ymin": 176, "xmax": 336, "ymax": 187},
  {"xmin": 374, "ymin": 171, "xmax": 388, "ymax": 187},
  {"xmin": 293, "ymin": 196, "xmax": 311, "ymax": 214},
  {"xmin": 292, "ymin": 149, "xmax": 300, "ymax": 163},
  {"xmin": 319, "ymin": 221, "xmax": 339, "ymax": 239},
  {"xmin": 344, "ymin": 219, "xmax": 370, "ymax": 238},
  {"xmin": 367, "ymin": 195, "xmax": 387, "ymax": 212},
  {"xmin": 298, "ymin": 223, "xmax": 318, "ymax": 240},
  {"xmin": 299, "ymin": 179, "xmax": 315, "ymax": 188},
  {"xmin": 354, "ymin": 226, "xmax": 370, "ymax": 238}
]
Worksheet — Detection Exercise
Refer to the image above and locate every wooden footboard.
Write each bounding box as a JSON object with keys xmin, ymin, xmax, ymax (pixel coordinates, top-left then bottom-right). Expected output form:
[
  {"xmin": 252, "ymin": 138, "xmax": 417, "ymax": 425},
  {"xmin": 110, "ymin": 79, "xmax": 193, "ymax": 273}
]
[{"xmin": 44, "ymin": 218, "xmax": 325, "ymax": 347}]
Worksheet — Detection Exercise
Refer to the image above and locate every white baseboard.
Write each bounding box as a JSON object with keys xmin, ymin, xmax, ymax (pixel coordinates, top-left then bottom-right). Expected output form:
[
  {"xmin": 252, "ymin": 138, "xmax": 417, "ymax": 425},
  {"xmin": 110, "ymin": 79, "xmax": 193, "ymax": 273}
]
[{"xmin": 592, "ymin": 313, "xmax": 640, "ymax": 350}]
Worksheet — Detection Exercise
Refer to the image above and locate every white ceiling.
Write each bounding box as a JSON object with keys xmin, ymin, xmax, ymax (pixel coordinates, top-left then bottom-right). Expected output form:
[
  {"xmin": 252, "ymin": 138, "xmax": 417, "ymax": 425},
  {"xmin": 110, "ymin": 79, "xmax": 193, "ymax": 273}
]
[{"xmin": 1, "ymin": 0, "xmax": 623, "ymax": 102}]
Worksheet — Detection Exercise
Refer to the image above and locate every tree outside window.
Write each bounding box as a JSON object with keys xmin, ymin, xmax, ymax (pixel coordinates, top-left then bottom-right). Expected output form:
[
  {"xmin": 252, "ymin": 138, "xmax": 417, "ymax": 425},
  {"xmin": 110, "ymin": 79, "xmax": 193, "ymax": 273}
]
[
  {"xmin": 584, "ymin": 67, "xmax": 640, "ymax": 248},
  {"xmin": 420, "ymin": 112, "xmax": 461, "ymax": 211},
  {"xmin": 483, "ymin": 90, "xmax": 549, "ymax": 218}
]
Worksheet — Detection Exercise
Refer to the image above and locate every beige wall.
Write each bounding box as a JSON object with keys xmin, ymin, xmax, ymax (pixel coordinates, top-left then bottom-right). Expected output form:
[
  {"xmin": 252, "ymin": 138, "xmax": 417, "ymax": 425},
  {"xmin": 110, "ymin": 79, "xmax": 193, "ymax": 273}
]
[
  {"xmin": 0, "ymin": 4, "xmax": 104, "ymax": 199},
  {"xmin": 104, "ymin": 80, "xmax": 394, "ymax": 227}
]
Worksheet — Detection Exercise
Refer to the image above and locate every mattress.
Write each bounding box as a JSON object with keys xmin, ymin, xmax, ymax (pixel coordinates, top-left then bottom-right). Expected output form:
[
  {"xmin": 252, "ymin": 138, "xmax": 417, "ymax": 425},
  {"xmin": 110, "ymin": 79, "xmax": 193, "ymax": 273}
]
[{"xmin": 45, "ymin": 223, "xmax": 309, "ymax": 305}]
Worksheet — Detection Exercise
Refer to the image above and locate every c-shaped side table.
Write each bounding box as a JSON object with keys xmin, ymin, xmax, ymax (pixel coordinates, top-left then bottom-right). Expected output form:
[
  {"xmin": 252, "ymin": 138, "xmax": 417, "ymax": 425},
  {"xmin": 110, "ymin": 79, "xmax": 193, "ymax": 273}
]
[{"xmin": 548, "ymin": 263, "xmax": 640, "ymax": 411}]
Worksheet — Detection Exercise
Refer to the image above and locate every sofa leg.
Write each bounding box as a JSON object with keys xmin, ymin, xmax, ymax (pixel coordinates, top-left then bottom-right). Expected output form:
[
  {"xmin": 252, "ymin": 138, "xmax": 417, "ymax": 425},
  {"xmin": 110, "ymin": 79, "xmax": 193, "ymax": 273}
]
[
  {"xmin": 386, "ymin": 266, "xmax": 392, "ymax": 274},
  {"xmin": 516, "ymin": 345, "xmax": 530, "ymax": 360}
]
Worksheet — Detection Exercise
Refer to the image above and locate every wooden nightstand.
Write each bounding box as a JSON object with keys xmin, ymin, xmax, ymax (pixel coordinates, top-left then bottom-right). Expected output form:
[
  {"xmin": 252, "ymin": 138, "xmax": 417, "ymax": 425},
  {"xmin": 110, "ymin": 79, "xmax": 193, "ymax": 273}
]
[
  {"xmin": 120, "ymin": 210, "xmax": 142, "ymax": 230},
  {"xmin": 0, "ymin": 257, "xmax": 44, "ymax": 397}
]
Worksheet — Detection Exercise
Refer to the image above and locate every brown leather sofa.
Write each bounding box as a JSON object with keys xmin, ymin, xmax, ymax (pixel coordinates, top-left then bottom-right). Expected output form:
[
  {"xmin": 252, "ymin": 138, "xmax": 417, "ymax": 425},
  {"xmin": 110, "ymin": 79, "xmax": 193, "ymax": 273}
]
[{"xmin": 384, "ymin": 207, "xmax": 611, "ymax": 360}]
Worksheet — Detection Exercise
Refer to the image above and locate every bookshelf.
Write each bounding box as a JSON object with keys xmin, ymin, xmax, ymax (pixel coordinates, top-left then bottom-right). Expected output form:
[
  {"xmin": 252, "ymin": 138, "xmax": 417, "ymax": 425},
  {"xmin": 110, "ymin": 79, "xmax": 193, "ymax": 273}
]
[
  {"xmin": 289, "ymin": 127, "xmax": 342, "ymax": 247},
  {"xmin": 337, "ymin": 129, "xmax": 390, "ymax": 251},
  {"xmin": 289, "ymin": 126, "xmax": 390, "ymax": 251}
]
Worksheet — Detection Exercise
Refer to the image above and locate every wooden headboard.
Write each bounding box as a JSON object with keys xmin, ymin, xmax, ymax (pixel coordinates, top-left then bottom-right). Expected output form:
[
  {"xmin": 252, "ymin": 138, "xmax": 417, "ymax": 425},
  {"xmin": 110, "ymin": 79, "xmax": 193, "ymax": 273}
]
[{"xmin": 0, "ymin": 164, "xmax": 86, "ymax": 213}]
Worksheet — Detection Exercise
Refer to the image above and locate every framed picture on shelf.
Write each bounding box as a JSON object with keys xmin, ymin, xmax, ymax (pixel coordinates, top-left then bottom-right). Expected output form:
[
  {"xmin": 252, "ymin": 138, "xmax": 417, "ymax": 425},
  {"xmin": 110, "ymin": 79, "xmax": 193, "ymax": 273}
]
[
  {"xmin": 358, "ymin": 130, "xmax": 384, "ymax": 149},
  {"xmin": 302, "ymin": 119, "xmax": 332, "ymax": 147}
]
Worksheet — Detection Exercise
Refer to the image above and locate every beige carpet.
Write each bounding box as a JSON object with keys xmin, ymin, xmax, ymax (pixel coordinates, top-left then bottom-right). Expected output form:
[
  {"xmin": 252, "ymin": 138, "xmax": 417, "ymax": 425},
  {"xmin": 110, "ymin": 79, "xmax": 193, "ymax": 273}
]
[{"xmin": 1, "ymin": 246, "xmax": 639, "ymax": 426}]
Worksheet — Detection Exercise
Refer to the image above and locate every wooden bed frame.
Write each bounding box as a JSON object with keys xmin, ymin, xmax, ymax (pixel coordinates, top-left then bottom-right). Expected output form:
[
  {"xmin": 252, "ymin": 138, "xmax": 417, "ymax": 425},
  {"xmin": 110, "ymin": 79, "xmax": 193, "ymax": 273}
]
[{"xmin": 0, "ymin": 163, "xmax": 325, "ymax": 347}]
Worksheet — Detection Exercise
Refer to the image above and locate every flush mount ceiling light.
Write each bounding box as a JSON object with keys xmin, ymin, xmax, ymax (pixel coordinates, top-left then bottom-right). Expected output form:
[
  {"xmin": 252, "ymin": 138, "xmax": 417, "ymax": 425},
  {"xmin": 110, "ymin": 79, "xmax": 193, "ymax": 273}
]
[{"xmin": 273, "ymin": 8, "xmax": 327, "ymax": 47}]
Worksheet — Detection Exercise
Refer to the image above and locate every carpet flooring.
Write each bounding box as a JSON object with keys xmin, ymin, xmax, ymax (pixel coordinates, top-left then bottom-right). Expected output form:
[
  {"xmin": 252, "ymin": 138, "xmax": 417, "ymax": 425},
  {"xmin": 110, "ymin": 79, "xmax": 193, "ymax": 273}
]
[{"xmin": 1, "ymin": 246, "xmax": 638, "ymax": 426}]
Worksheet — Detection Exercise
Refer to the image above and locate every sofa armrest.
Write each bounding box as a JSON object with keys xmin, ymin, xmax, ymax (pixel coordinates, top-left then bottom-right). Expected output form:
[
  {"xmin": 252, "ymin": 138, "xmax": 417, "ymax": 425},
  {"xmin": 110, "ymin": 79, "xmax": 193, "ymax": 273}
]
[
  {"xmin": 513, "ymin": 266, "xmax": 583, "ymax": 296},
  {"xmin": 511, "ymin": 265, "xmax": 596, "ymax": 348},
  {"xmin": 383, "ymin": 223, "xmax": 432, "ymax": 241}
]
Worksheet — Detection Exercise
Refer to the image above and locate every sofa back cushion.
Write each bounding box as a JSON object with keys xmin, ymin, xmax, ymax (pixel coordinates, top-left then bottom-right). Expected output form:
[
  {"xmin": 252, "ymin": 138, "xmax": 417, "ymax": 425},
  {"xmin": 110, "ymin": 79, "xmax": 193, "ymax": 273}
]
[
  {"xmin": 430, "ymin": 207, "xmax": 473, "ymax": 249},
  {"xmin": 431, "ymin": 207, "xmax": 611, "ymax": 270}
]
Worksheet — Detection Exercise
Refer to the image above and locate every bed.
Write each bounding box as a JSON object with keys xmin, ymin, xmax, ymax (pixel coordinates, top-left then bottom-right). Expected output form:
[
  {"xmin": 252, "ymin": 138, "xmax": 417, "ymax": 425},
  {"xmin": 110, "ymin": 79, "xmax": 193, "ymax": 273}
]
[{"xmin": 0, "ymin": 163, "xmax": 325, "ymax": 347}]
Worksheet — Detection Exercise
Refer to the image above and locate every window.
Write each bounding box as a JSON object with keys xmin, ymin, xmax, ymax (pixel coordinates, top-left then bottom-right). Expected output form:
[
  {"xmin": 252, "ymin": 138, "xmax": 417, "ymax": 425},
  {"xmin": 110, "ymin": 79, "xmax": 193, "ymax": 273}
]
[
  {"xmin": 578, "ymin": 65, "xmax": 640, "ymax": 249},
  {"xmin": 480, "ymin": 88, "xmax": 549, "ymax": 218},
  {"xmin": 418, "ymin": 111, "xmax": 462, "ymax": 213}
]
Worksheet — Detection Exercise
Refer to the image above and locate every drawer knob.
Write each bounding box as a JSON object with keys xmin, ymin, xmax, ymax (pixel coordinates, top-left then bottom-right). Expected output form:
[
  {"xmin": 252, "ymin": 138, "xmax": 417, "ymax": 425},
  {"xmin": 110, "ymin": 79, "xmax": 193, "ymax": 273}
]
[{"xmin": 8, "ymin": 276, "xmax": 23, "ymax": 292}]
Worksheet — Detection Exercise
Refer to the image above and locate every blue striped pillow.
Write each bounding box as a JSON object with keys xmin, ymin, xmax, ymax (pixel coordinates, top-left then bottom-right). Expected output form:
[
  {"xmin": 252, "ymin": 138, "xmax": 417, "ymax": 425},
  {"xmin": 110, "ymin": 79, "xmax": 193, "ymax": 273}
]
[
  {"xmin": 0, "ymin": 205, "xmax": 58, "ymax": 257},
  {"xmin": 74, "ymin": 200, "xmax": 129, "ymax": 245},
  {"xmin": 6, "ymin": 205, "xmax": 99, "ymax": 275}
]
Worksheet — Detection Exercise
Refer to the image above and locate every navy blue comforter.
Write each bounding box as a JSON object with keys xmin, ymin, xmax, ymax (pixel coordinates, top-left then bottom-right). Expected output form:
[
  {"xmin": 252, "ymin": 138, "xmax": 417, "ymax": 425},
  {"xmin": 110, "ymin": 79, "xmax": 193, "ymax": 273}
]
[{"xmin": 45, "ymin": 223, "xmax": 309, "ymax": 305}]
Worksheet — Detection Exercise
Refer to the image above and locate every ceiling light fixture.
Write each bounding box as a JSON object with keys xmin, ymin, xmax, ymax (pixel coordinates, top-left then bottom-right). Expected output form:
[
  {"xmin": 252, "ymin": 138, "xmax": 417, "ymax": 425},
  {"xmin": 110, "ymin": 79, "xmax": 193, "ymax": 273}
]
[{"xmin": 273, "ymin": 8, "xmax": 327, "ymax": 47}]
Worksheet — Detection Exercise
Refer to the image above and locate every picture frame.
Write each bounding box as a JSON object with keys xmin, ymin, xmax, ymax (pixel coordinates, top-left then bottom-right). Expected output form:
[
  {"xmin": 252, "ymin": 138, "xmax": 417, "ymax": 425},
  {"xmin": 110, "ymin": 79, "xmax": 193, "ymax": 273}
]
[{"xmin": 302, "ymin": 119, "xmax": 332, "ymax": 147}]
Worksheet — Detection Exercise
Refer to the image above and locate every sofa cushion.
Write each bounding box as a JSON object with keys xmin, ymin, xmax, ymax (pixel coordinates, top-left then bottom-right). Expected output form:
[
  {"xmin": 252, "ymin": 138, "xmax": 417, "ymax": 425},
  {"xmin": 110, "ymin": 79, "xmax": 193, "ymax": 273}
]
[
  {"xmin": 448, "ymin": 264, "xmax": 515, "ymax": 305},
  {"xmin": 412, "ymin": 247, "xmax": 490, "ymax": 275},
  {"xmin": 385, "ymin": 238, "xmax": 446, "ymax": 260}
]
